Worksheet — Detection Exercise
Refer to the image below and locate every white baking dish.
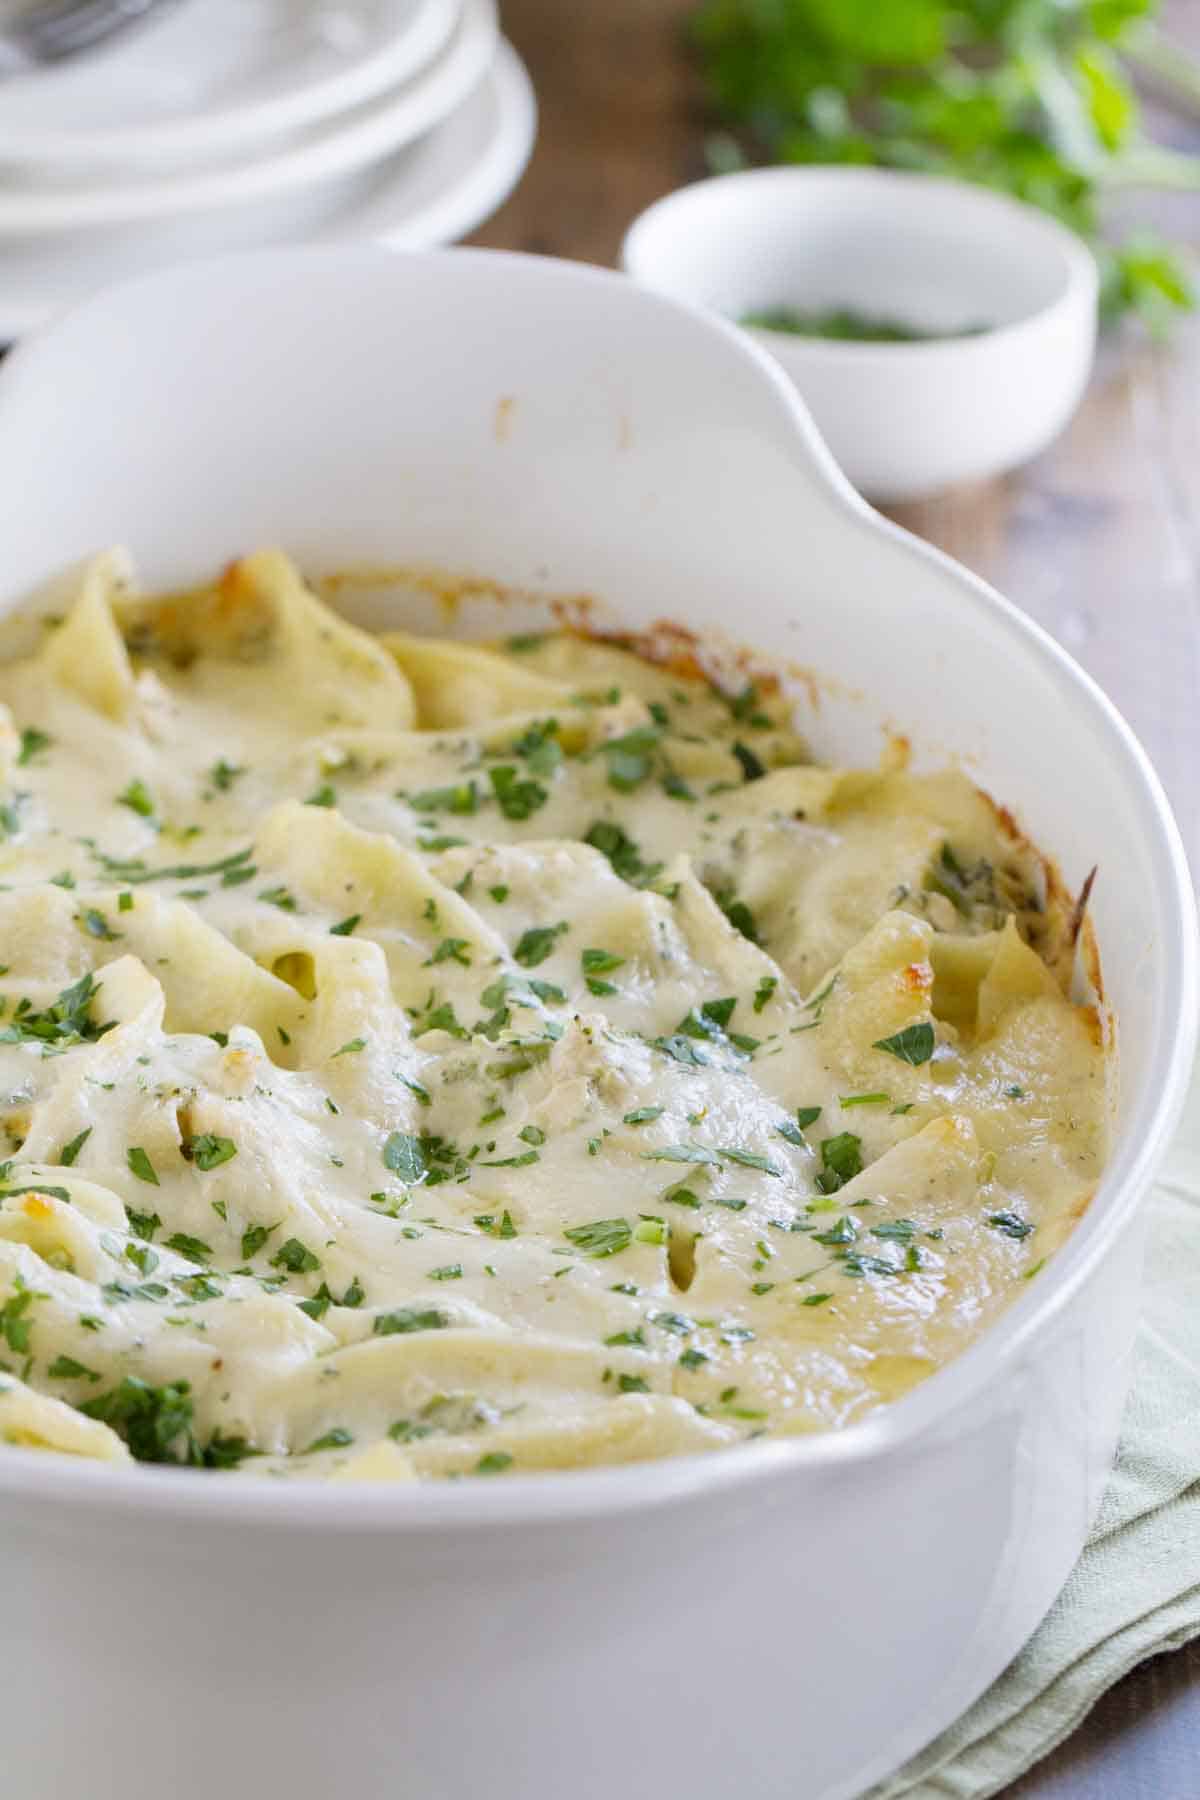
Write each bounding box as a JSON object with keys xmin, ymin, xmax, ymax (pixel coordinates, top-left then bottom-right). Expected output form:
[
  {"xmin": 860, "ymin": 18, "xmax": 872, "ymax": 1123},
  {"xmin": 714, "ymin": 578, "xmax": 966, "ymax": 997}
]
[{"xmin": 0, "ymin": 248, "xmax": 1193, "ymax": 1800}]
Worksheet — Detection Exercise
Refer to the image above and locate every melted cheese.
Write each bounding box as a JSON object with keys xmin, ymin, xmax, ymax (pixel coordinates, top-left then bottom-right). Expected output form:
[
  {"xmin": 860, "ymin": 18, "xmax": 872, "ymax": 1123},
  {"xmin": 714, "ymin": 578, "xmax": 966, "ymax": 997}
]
[{"xmin": 0, "ymin": 551, "xmax": 1110, "ymax": 1479}]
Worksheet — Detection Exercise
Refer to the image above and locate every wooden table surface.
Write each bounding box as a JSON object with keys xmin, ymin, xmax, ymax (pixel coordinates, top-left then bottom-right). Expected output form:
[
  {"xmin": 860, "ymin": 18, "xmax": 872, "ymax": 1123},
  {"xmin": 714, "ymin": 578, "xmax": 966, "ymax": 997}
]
[{"xmin": 471, "ymin": 3, "xmax": 1200, "ymax": 1794}]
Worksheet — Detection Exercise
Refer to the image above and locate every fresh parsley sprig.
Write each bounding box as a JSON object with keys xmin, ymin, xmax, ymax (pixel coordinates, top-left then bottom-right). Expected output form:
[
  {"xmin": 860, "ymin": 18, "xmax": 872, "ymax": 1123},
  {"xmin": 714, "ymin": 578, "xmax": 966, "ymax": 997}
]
[{"xmin": 692, "ymin": 0, "xmax": 1199, "ymax": 331}]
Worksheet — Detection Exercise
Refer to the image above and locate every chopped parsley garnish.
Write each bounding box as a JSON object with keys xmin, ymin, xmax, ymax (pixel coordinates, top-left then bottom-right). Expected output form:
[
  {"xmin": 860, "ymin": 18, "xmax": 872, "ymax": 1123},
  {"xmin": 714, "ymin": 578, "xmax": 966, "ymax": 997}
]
[
  {"xmin": 651, "ymin": 1311, "xmax": 693, "ymax": 1335},
  {"xmin": 398, "ymin": 1073, "xmax": 432, "ymax": 1106},
  {"xmin": 410, "ymin": 780, "xmax": 478, "ymax": 814},
  {"xmin": 126, "ymin": 1146, "xmax": 159, "ymax": 1186},
  {"xmin": 753, "ymin": 974, "xmax": 777, "ymax": 1013},
  {"xmin": 59, "ymin": 1127, "xmax": 92, "ymax": 1167},
  {"xmin": 617, "ymin": 1373, "xmax": 651, "ymax": 1394},
  {"xmin": 513, "ymin": 921, "xmax": 567, "ymax": 967},
  {"xmin": 415, "ymin": 1001, "xmax": 468, "ymax": 1040},
  {"xmin": 812, "ymin": 1215, "xmax": 858, "ymax": 1246},
  {"xmin": 713, "ymin": 888, "xmax": 759, "ymax": 943},
  {"xmin": 81, "ymin": 1377, "xmax": 197, "ymax": 1464},
  {"xmin": 47, "ymin": 1354, "xmax": 100, "ymax": 1382},
  {"xmin": 270, "ymin": 1238, "xmax": 321, "ymax": 1274},
  {"xmin": 116, "ymin": 777, "xmax": 155, "ymax": 819},
  {"xmin": 640, "ymin": 1144, "xmax": 720, "ymax": 1166},
  {"xmin": 840, "ymin": 1092, "xmax": 890, "ymax": 1109},
  {"xmin": 654, "ymin": 1034, "xmax": 710, "ymax": 1068},
  {"xmin": 717, "ymin": 1146, "xmax": 780, "ymax": 1175},
  {"xmin": 184, "ymin": 1133, "xmax": 237, "ymax": 1171},
  {"xmin": 584, "ymin": 820, "xmax": 662, "ymax": 888},
  {"xmin": 259, "ymin": 885, "xmax": 298, "ymax": 911},
  {"xmin": 373, "ymin": 1306, "xmax": 448, "ymax": 1336},
  {"xmin": 873, "ymin": 1022, "xmax": 935, "ymax": 1066},
  {"xmin": 600, "ymin": 723, "xmax": 660, "ymax": 792},
  {"xmin": 582, "ymin": 948, "xmax": 624, "ymax": 978},
  {"xmin": 209, "ymin": 758, "xmax": 244, "ymax": 791},
  {"xmin": 78, "ymin": 908, "xmax": 121, "ymax": 941},
  {"xmin": 475, "ymin": 1451, "xmax": 514, "ymax": 1475},
  {"xmin": 795, "ymin": 1107, "xmax": 822, "ymax": 1130},
  {"xmin": 125, "ymin": 1205, "xmax": 161, "ymax": 1242},
  {"xmin": 305, "ymin": 784, "xmax": 337, "ymax": 808},
  {"xmin": 490, "ymin": 764, "xmax": 548, "ymax": 820},
  {"xmin": 564, "ymin": 1218, "xmax": 632, "ymax": 1257},
  {"xmin": 383, "ymin": 1132, "xmax": 427, "ymax": 1184},
  {"xmin": 623, "ymin": 1106, "xmax": 665, "ymax": 1126},
  {"xmin": 475, "ymin": 1209, "xmax": 518, "ymax": 1239},
  {"xmin": 90, "ymin": 844, "xmax": 254, "ymax": 887},
  {"xmin": 732, "ymin": 740, "xmax": 766, "ymax": 781},
  {"xmin": 987, "ymin": 1210, "xmax": 1035, "ymax": 1241},
  {"xmin": 678, "ymin": 1346, "xmax": 709, "ymax": 1369},
  {"xmin": 165, "ymin": 1233, "xmax": 213, "ymax": 1264},
  {"xmin": 333, "ymin": 1038, "xmax": 366, "ymax": 1057},
  {"xmin": 0, "ymin": 970, "xmax": 109, "ymax": 1051},
  {"xmin": 304, "ymin": 1429, "xmax": 353, "ymax": 1455},
  {"xmin": 0, "ymin": 1279, "xmax": 39, "ymax": 1354},
  {"xmin": 512, "ymin": 719, "xmax": 563, "ymax": 777},
  {"xmin": 428, "ymin": 1263, "xmax": 463, "ymax": 1282},
  {"xmin": 16, "ymin": 726, "xmax": 52, "ymax": 766},
  {"xmin": 816, "ymin": 1132, "xmax": 863, "ymax": 1193},
  {"xmin": 329, "ymin": 913, "xmax": 361, "ymax": 937},
  {"xmin": 427, "ymin": 937, "xmax": 472, "ymax": 966},
  {"xmin": 241, "ymin": 1222, "xmax": 277, "ymax": 1260}
]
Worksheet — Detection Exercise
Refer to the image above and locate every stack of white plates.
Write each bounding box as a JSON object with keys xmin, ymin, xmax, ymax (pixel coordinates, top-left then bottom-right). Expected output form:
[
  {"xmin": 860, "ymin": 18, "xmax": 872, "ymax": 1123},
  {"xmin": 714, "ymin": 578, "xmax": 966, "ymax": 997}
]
[{"xmin": 0, "ymin": 0, "xmax": 534, "ymax": 340}]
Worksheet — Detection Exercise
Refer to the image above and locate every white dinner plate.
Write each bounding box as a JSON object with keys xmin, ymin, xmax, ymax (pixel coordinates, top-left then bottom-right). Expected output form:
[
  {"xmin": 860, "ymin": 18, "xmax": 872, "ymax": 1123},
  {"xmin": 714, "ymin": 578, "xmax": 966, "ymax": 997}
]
[
  {"xmin": 0, "ymin": 41, "xmax": 535, "ymax": 343},
  {"xmin": 0, "ymin": 0, "xmax": 460, "ymax": 170},
  {"xmin": 0, "ymin": 0, "xmax": 496, "ymax": 235}
]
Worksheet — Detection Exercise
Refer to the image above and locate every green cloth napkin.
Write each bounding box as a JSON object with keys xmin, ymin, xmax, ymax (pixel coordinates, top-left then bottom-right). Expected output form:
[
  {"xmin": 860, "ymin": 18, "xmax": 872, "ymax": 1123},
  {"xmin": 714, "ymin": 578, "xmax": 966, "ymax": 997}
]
[{"xmin": 869, "ymin": 1051, "xmax": 1200, "ymax": 1799}]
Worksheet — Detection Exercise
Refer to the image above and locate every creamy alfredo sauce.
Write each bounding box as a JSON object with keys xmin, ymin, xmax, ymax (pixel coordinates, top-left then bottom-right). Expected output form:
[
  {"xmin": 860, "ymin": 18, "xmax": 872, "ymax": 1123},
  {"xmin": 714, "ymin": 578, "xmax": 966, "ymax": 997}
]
[{"xmin": 0, "ymin": 552, "xmax": 1109, "ymax": 1480}]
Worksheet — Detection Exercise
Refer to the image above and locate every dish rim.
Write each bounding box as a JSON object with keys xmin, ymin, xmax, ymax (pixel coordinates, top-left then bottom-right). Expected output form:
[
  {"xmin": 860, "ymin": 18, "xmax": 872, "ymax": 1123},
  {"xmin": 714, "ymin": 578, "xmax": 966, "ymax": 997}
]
[{"xmin": 0, "ymin": 244, "xmax": 1193, "ymax": 1531}]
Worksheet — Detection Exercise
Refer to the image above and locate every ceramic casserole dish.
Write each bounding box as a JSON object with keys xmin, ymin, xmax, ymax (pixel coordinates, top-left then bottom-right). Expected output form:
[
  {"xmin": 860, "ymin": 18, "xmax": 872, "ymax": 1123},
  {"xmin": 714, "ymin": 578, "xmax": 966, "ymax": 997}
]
[{"xmin": 0, "ymin": 248, "xmax": 1193, "ymax": 1800}]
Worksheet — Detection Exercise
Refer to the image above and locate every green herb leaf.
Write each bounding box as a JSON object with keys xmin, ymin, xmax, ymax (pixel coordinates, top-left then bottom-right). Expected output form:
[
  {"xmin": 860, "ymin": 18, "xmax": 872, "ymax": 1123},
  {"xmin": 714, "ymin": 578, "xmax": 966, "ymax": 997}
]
[
  {"xmin": 241, "ymin": 1222, "xmax": 277, "ymax": 1260},
  {"xmin": 987, "ymin": 1210, "xmax": 1035, "ymax": 1241},
  {"xmin": 185, "ymin": 1133, "xmax": 237, "ymax": 1172},
  {"xmin": 564, "ymin": 1217, "xmax": 632, "ymax": 1257},
  {"xmin": 117, "ymin": 778, "xmax": 155, "ymax": 819},
  {"xmin": 383, "ymin": 1132, "xmax": 427, "ymax": 1184},
  {"xmin": 126, "ymin": 1146, "xmax": 159, "ymax": 1186},
  {"xmin": 81, "ymin": 1376, "xmax": 197, "ymax": 1463},
  {"xmin": 16, "ymin": 726, "xmax": 52, "ymax": 766},
  {"xmin": 873, "ymin": 1022, "xmax": 935, "ymax": 1066},
  {"xmin": 817, "ymin": 1132, "xmax": 863, "ymax": 1193},
  {"xmin": 513, "ymin": 921, "xmax": 567, "ymax": 967},
  {"xmin": 59, "ymin": 1127, "xmax": 92, "ymax": 1167},
  {"xmin": 78, "ymin": 908, "xmax": 121, "ymax": 941},
  {"xmin": 47, "ymin": 1354, "xmax": 100, "ymax": 1382},
  {"xmin": 165, "ymin": 1233, "xmax": 213, "ymax": 1264},
  {"xmin": 270, "ymin": 1238, "xmax": 321, "ymax": 1274},
  {"xmin": 373, "ymin": 1306, "xmax": 448, "ymax": 1336},
  {"xmin": 490, "ymin": 764, "xmax": 548, "ymax": 820}
]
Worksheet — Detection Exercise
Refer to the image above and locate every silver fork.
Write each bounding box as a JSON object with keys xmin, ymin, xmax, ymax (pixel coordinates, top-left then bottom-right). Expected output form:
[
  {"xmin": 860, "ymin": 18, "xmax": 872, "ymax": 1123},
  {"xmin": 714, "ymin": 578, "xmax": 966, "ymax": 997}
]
[{"xmin": 0, "ymin": 0, "xmax": 177, "ymax": 73}]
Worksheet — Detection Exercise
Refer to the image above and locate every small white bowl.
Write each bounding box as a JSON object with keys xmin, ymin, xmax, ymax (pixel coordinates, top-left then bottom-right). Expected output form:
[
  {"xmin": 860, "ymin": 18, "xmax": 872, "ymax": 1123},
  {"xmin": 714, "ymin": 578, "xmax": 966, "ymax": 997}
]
[{"xmin": 622, "ymin": 166, "xmax": 1099, "ymax": 503}]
